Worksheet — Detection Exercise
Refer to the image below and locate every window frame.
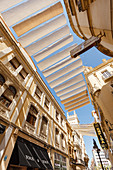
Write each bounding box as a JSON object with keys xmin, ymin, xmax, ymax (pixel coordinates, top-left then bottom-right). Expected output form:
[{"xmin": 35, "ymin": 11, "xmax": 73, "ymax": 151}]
[
  {"xmin": 0, "ymin": 74, "xmax": 5, "ymax": 86},
  {"xmin": 0, "ymin": 85, "xmax": 17, "ymax": 108},
  {"xmin": 35, "ymin": 86, "xmax": 42, "ymax": 100},
  {"xmin": 40, "ymin": 116, "xmax": 48, "ymax": 136},
  {"xmin": 44, "ymin": 97, "xmax": 50, "ymax": 110},
  {"xmin": 26, "ymin": 105, "xmax": 38, "ymax": 126}
]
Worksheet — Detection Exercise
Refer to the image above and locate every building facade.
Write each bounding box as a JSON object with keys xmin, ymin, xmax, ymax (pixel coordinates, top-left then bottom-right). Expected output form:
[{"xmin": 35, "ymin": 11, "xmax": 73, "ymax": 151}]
[
  {"xmin": 84, "ymin": 58, "xmax": 113, "ymax": 166},
  {"xmin": 67, "ymin": 112, "xmax": 89, "ymax": 169},
  {"xmin": 64, "ymin": 0, "xmax": 113, "ymax": 57},
  {"xmin": 0, "ymin": 16, "xmax": 88, "ymax": 170}
]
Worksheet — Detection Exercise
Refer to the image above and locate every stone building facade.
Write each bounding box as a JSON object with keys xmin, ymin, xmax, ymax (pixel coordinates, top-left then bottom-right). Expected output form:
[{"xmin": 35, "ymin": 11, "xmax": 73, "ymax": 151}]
[
  {"xmin": 64, "ymin": 0, "xmax": 113, "ymax": 57},
  {"xmin": 0, "ymin": 16, "xmax": 88, "ymax": 170},
  {"xmin": 84, "ymin": 58, "xmax": 113, "ymax": 166}
]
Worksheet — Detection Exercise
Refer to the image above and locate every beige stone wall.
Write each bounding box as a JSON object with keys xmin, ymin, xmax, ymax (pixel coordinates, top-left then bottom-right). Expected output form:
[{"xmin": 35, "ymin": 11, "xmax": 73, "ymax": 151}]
[
  {"xmin": 64, "ymin": 0, "xmax": 113, "ymax": 57},
  {"xmin": 84, "ymin": 58, "xmax": 113, "ymax": 165}
]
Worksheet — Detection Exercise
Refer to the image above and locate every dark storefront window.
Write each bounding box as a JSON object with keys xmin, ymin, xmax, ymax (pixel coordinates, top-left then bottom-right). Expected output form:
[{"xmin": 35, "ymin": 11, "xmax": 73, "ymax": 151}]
[{"xmin": 54, "ymin": 153, "xmax": 67, "ymax": 170}]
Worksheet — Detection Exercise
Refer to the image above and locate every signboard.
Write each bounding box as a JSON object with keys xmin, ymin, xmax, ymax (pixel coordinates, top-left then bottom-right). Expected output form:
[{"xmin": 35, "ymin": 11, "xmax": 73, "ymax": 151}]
[{"xmin": 94, "ymin": 123, "xmax": 108, "ymax": 149}]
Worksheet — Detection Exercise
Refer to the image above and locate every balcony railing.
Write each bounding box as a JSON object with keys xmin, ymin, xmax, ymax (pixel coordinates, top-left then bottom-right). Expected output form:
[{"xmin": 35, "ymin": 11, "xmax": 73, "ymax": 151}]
[
  {"xmin": 24, "ymin": 121, "xmax": 35, "ymax": 134},
  {"xmin": 74, "ymin": 141, "xmax": 81, "ymax": 148},
  {"xmin": 40, "ymin": 131, "xmax": 47, "ymax": 140}
]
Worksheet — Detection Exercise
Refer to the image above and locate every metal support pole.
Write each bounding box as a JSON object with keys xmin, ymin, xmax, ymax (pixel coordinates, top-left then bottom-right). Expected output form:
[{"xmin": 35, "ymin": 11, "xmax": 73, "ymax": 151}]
[
  {"xmin": 93, "ymin": 139, "xmax": 104, "ymax": 170},
  {"xmin": 97, "ymin": 149, "xmax": 104, "ymax": 170}
]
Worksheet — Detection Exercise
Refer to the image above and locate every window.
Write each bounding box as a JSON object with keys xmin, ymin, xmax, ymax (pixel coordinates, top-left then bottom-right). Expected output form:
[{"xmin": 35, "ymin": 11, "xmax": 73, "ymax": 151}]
[
  {"xmin": 54, "ymin": 153, "xmax": 66, "ymax": 170},
  {"xmin": 102, "ymin": 70, "xmax": 111, "ymax": 79},
  {"xmin": 35, "ymin": 86, "xmax": 42, "ymax": 100},
  {"xmin": 19, "ymin": 68, "xmax": 28, "ymax": 80},
  {"xmin": 44, "ymin": 97, "xmax": 50, "ymax": 110},
  {"xmin": 61, "ymin": 117, "xmax": 63, "ymax": 126},
  {"xmin": 56, "ymin": 111, "xmax": 59, "ymax": 122},
  {"xmin": 9, "ymin": 57, "xmax": 20, "ymax": 69},
  {"xmin": 40, "ymin": 116, "xmax": 48, "ymax": 136},
  {"xmin": 61, "ymin": 133, "xmax": 65, "ymax": 148},
  {"xmin": 74, "ymin": 0, "xmax": 95, "ymax": 12},
  {"xmin": 0, "ymin": 74, "xmax": 5, "ymax": 86},
  {"xmin": 69, "ymin": 146, "xmax": 71, "ymax": 154},
  {"xmin": 8, "ymin": 57, "xmax": 28, "ymax": 80},
  {"xmin": 0, "ymin": 85, "xmax": 16, "ymax": 108},
  {"xmin": 55, "ymin": 128, "xmax": 59, "ymax": 144},
  {"xmin": 26, "ymin": 105, "xmax": 38, "ymax": 126},
  {"xmin": 68, "ymin": 0, "xmax": 75, "ymax": 15}
]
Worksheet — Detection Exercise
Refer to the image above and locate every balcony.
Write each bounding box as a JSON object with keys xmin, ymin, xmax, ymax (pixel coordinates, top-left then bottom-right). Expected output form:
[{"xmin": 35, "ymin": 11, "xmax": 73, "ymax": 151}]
[
  {"xmin": 40, "ymin": 131, "xmax": 47, "ymax": 140},
  {"xmin": 61, "ymin": 141, "xmax": 65, "ymax": 151},
  {"xmin": 55, "ymin": 141, "xmax": 59, "ymax": 148},
  {"xmin": 74, "ymin": 141, "xmax": 81, "ymax": 149},
  {"xmin": 77, "ymin": 158, "xmax": 85, "ymax": 166},
  {"xmin": 40, "ymin": 123, "xmax": 47, "ymax": 140},
  {"xmin": 24, "ymin": 121, "xmax": 35, "ymax": 134}
]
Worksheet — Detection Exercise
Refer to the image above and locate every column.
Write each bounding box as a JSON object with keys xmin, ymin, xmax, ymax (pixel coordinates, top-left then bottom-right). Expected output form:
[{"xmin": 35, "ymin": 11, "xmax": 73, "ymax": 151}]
[
  {"xmin": 34, "ymin": 112, "xmax": 40, "ymax": 134},
  {"xmin": 26, "ymin": 75, "xmax": 33, "ymax": 90},
  {"xmin": 13, "ymin": 65, "xmax": 23, "ymax": 76},
  {"xmin": 0, "ymin": 84, "xmax": 7, "ymax": 96},
  {"xmin": 38, "ymin": 115, "xmax": 42, "ymax": 136}
]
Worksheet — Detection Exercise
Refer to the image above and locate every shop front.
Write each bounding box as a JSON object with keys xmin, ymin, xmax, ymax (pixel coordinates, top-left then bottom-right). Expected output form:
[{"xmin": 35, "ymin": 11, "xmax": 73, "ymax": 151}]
[
  {"xmin": 7, "ymin": 137, "xmax": 53, "ymax": 170},
  {"xmin": 54, "ymin": 152, "xmax": 67, "ymax": 170}
]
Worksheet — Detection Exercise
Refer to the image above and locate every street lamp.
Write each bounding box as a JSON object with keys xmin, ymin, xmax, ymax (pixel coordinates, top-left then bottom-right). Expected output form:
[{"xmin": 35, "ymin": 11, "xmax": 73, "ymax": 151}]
[{"xmin": 93, "ymin": 139, "xmax": 104, "ymax": 170}]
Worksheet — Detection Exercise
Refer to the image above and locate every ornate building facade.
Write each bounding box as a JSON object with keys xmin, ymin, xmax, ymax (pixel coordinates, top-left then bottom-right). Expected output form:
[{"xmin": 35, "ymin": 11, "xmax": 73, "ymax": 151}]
[
  {"xmin": 64, "ymin": 0, "xmax": 113, "ymax": 57},
  {"xmin": 84, "ymin": 58, "xmax": 113, "ymax": 166},
  {"xmin": 0, "ymin": 16, "xmax": 88, "ymax": 170}
]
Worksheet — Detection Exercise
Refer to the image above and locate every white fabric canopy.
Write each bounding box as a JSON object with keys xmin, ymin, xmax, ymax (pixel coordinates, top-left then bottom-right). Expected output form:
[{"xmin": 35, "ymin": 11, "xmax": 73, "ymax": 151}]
[
  {"xmin": 1, "ymin": 0, "xmax": 90, "ymax": 112},
  {"xmin": 34, "ymin": 35, "xmax": 73, "ymax": 63},
  {"xmin": 2, "ymin": 0, "xmax": 58, "ymax": 26},
  {"xmin": 25, "ymin": 25, "xmax": 70, "ymax": 55}
]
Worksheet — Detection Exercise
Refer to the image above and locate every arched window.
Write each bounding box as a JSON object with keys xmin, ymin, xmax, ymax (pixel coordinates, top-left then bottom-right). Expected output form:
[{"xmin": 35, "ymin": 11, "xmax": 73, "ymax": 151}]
[
  {"xmin": 0, "ymin": 85, "xmax": 17, "ymax": 108},
  {"xmin": 0, "ymin": 74, "xmax": 5, "ymax": 86},
  {"xmin": 26, "ymin": 105, "xmax": 38, "ymax": 126},
  {"xmin": 40, "ymin": 116, "xmax": 48, "ymax": 136}
]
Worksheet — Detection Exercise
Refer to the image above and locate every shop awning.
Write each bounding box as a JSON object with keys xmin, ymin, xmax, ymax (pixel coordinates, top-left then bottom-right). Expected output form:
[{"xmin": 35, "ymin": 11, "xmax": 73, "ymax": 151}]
[{"xmin": 9, "ymin": 137, "xmax": 53, "ymax": 170}]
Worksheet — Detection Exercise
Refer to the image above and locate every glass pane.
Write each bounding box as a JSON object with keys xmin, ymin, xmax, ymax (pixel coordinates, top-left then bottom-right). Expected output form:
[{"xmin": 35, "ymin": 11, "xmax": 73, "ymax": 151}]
[{"xmin": 0, "ymin": 74, "xmax": 5, "ymax": 86}]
